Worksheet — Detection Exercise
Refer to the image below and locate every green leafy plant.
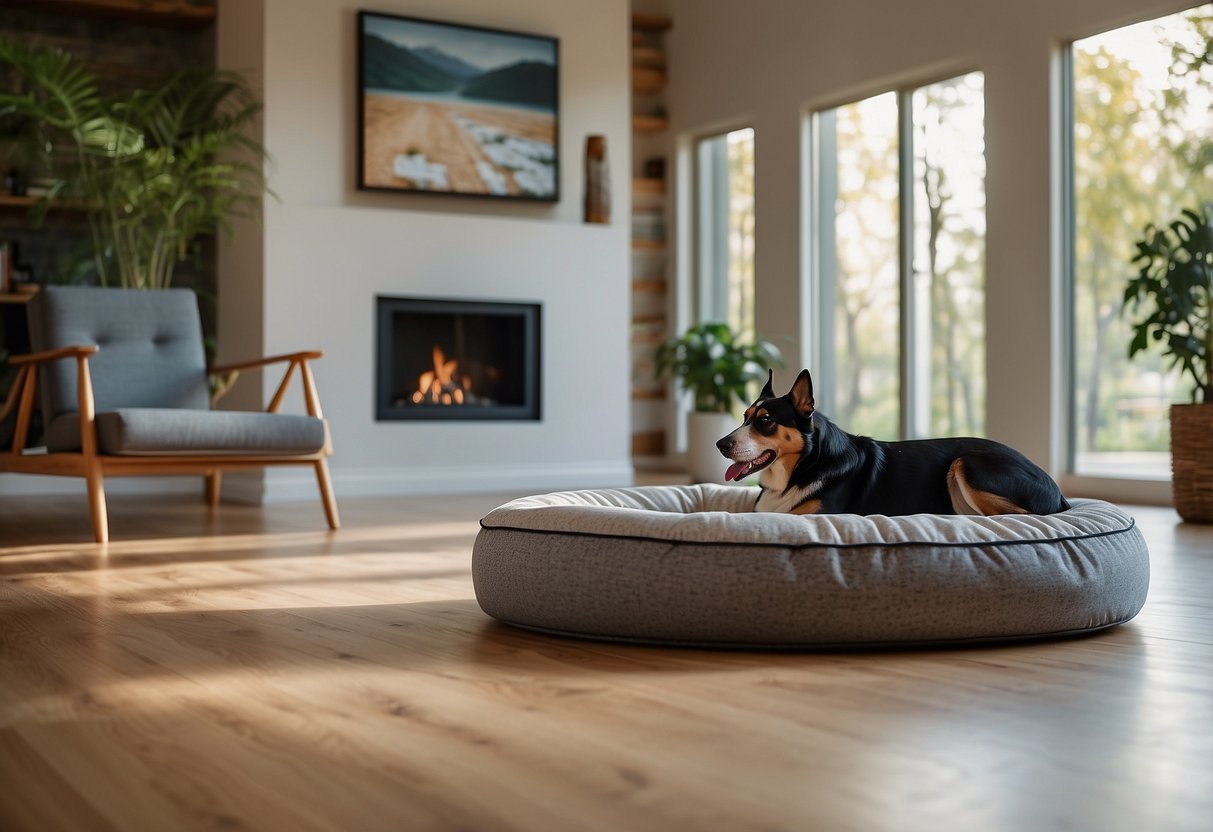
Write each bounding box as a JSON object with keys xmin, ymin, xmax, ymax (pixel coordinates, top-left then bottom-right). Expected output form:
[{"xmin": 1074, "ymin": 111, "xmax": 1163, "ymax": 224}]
[
  {"xmin": 0, "ymin": 37, "xmax": 269, "ymax": 289},
  {"xmin": 1123, "ymin": 204, "xmax": 1213, "ymax": 403},
  {"xmin": 653, "ymin": 322, "xmax": 784, "ymax": 413}
]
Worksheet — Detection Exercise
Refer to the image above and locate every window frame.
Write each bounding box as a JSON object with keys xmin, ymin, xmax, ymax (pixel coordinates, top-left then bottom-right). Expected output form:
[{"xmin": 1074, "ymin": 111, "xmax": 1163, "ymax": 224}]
[
  {"xmin": 1059, "ymin": 7, "xmax": 1209, "ymax": 494},
  {"xmin": 1061, "ymin": 44, "xmax": 1080, "ymax": 478},
  {"xmin": 811, "ymin": 73, "xmax": 985, "ymax": 441},
  {"xmin": 691, "ymin": 125, "xmax": 757, "ymax": 336}
]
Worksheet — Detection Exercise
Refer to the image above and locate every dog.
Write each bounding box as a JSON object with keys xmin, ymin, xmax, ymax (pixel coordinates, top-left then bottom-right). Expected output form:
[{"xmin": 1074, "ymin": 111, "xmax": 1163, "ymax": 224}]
[{"xmin": 716, "ymin": 369, "xmax": 1070, "ymax": 516}]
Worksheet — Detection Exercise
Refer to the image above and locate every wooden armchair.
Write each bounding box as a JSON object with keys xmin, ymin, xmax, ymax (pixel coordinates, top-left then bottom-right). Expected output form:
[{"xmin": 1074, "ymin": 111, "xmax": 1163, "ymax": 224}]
[{"xmin": 0, "ymin": 286, "xmax": 338, "ymax": 542}]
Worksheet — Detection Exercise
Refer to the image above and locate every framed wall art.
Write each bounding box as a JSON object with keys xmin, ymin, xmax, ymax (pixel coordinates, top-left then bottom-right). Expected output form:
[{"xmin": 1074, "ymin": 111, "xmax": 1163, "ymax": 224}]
[{"xmin": 358, "ymin": 10, "xmax": 560, "ymax": 201}]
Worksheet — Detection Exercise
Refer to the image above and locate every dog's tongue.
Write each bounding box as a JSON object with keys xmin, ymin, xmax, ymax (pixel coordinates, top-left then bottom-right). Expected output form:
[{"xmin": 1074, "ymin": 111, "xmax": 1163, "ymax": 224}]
[{"xmin": 725, "ymin": 460, "xmax": 748, "ymax": 482}]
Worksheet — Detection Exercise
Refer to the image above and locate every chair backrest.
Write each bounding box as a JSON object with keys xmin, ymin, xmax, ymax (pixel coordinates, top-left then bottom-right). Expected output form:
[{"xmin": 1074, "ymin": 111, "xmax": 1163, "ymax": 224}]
[{"xmin": 29, "ymin": 286, "xmax": 210, "ymax": 421}]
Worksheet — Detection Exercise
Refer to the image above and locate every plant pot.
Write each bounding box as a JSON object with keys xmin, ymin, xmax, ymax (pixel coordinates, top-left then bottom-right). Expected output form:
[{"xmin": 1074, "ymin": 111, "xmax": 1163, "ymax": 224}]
[
  {"xmin": 1170, "ymin": 403, "xmax": 1213, "ymax": 523},
  {"xmin": 685, "ymin": 411, "xmax": 738, "ymax": 484}
]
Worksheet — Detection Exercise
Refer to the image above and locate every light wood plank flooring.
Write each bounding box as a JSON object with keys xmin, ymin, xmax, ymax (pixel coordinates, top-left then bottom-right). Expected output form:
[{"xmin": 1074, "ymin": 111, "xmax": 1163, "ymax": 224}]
[{"xmin": 1, "ymin": 492, "xmax": 1211, "ymax": 831}]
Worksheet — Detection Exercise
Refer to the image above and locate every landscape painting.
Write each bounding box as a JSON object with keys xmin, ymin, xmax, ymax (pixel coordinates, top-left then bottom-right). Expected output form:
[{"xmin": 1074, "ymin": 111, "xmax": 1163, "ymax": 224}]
[{"xmin": 358, "ymin": 11, "xmax": 559, "ymax": 201}]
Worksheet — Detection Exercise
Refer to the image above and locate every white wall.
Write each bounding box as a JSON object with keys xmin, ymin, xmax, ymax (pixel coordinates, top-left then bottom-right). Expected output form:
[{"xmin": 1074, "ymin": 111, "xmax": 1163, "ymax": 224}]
[
  {"xmin": 219, "ymin": 0, "xmax": 633, "ymax": 501},
  {"xmin": 665, "ymin": 0, "xmax": 1195, "ymax": 492}
]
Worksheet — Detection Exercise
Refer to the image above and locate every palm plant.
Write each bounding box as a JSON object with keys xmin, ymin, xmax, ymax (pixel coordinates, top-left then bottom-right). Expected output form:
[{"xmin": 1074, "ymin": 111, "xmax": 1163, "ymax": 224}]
[{"xmin": 0, "ymin": 37, "xmax": 268, "ymax": 289}]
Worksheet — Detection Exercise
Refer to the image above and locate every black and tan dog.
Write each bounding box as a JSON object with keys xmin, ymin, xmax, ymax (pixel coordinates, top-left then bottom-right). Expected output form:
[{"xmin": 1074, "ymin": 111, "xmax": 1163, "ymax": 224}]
[{"xmin": 717, "ymin": 369, "xmax": 1069, "ymax": 516}]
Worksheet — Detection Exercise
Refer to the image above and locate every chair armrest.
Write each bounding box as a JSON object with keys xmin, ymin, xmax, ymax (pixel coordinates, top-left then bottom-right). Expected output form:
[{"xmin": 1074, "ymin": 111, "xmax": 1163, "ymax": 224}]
[
  {"xmin": 8, "ymin": 345, "xmax": 99, "ymax": 366},
  {"xmin": 208, "ymin": 351, "xmax": 325, "ymax": 411},
  {"xmin": 209, "ymin": 350, "xmax": 324, "ymax": 375},
  {"xmin": 3, "ymin": 345, "xmax": 99, "ymax": 455}
]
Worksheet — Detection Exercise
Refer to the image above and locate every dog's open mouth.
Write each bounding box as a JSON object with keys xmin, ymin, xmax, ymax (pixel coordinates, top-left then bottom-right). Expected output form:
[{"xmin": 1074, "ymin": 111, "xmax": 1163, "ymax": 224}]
[{"xmin": 724, "ymin": 450, "xmax": 775, "ymax": 482}]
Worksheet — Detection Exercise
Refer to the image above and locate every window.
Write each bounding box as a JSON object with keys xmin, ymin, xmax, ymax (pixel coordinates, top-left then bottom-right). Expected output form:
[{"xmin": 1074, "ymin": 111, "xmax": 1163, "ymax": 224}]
[
  {"xmin": 815, "ymin": 73, "xmax": 986, "ymax": 439},
  {"xmin": 1069, "ymin": 5, "xmax": 1213, "ymax": 479},
  {"xmin": 695, "ymin": 127, "xmax": 756, "ymax": 342}
]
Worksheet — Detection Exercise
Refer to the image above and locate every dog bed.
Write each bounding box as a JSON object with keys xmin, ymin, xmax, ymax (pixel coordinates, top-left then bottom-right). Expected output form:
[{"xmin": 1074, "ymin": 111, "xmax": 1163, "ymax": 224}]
[{"xmin": 471, "ymin": 484, "xmax": 1149, "ymax": 648}]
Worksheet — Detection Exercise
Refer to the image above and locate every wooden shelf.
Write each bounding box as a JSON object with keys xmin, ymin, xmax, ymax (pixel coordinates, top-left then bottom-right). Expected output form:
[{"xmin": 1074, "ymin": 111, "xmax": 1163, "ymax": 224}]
[
  {"xmin": 631, "ymin": 389, "xmax": 667, "ymax": 401},
  {"xmin": 632, "ymin": 177, "xmax": 666, "ymax": 197},
  {"xmin": 632, "ymin": 114, "xmax": 669, "ymax": 133},
  {"xmin": 6, "ymin": 0, "xmax": 216, "ymax": 27},
  {"xmin": 631, "ymin": 430, "xmax": 666, "ymax": 457},
  {"xmin": 632, "ymin": 67, "xmax": 666, "ymax": 94},
  {"xmin": 0, "ymin": 195, "xmax": 41, "ymax": 210},
  {"xmin": 632, "ymin": 46, "xmax": 666, "ymax": 68},
  {"xmin": 631, "ymin": 239, "xmax": 666, "ymax": 252},
  {"xmin": 631, "ymin": 332, "xmax": 665, "ymax": 346},
  {"xmin": 631, "ymin": 279, "xmax": 666, "ymax": 294},
  {"xmin": 0, "ymin": 194, "xmax": 89, "ymax": 213},
  {"xmin": 0, "ymin": 286, "xmax": 41, "ymax": 305},
  {"xmin": 632, "ymin": 13, "xmax": 672, "ymax": 31}
]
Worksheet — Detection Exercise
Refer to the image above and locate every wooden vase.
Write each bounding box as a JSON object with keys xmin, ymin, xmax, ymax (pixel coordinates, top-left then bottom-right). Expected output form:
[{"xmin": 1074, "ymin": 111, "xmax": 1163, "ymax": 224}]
[{"xmin": 583, "ymin": 135, "xmax": 610, "ymax": 224}]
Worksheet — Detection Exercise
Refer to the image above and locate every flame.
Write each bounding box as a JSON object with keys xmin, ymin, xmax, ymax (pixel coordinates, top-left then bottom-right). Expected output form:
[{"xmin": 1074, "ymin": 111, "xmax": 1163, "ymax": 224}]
[{"xmin": 410, "ymin": 345, "xmax": 474, "ymax": 405}]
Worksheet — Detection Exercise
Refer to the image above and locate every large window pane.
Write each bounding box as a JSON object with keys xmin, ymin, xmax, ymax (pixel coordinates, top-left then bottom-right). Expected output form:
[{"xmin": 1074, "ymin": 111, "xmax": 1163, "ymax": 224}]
[
  {"xmin": 1072, "ymin": 5, "xmax": 1213, "ymax": 479},
  {"xmin": 818, "ymin": 76, "xmax": 985, "ymax": 440},
  {"xmin": 695, "ymin": 127, "xmax": 756, "ymax": 342},
  {"xmin": 912, "ymin": 73, "xmax": 986, "ymax": 437},
  {"xmin": 823, "ymin": 92, "xmax": 900, "ymax": 439}
]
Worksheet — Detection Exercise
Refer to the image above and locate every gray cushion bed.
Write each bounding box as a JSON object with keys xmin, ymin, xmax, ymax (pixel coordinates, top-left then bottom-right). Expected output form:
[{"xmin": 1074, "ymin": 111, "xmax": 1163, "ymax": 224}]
[{"xmin": 472, "ymin": 484, "xmax": 1149, "ymax": 648}]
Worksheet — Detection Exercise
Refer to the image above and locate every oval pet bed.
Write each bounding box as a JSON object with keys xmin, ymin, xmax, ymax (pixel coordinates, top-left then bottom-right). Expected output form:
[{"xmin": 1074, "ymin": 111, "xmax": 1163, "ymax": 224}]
[{"xmin": 471, "ymin": 484, "xmax": 1149, "ymax": 648}]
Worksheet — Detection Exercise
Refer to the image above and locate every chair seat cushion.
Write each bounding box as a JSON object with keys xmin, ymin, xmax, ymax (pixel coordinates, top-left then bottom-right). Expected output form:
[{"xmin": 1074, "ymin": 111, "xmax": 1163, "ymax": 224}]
[{"xmin": 46, "ymin": 409, "xmax": 327, "ymax": 456}]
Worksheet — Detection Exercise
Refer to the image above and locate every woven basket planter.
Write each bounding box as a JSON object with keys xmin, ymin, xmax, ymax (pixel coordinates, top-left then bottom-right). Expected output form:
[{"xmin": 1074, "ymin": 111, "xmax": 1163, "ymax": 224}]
[{"xmin": 1171, "ymin": 403, "xmax": 1213, "ymax": 523}]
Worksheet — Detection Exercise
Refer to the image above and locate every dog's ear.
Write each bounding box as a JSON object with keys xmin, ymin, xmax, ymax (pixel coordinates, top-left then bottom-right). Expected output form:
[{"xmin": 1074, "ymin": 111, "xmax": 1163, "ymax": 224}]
[
  {"xmin": 788, "ymin": 369, "xmax": 815, "ymax": 417},
  {"xmin": 758, "ymin": 369, "xmax": 775, "ymax": 401}
]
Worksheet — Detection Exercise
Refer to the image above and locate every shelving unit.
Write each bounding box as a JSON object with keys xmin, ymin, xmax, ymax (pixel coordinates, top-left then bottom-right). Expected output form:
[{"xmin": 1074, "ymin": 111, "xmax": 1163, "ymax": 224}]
[
  {"xmin": 0, "ymin": 0, "xmax": 216, "ymax": 399},
  {"xmin": 629, "ymin": 9, "xmax": 673, "ymax": 465},
  {"xmin": 4, "ymin": 0, "xmax": 216, "ymax": 27}
]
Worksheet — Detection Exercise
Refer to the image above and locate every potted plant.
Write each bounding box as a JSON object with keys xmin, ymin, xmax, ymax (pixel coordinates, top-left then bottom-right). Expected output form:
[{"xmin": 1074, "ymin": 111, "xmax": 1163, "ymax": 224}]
[
  {"xmin": 0, "ymin": 37, "xmax": 268, "ymax": 290},
  {"xmin": 1123, "ymin": 203, "xmax": 1213, "ymax": 521},
  {"xmin": 654, "ymin": 322, "xmax": 783, "ymax": 483}
]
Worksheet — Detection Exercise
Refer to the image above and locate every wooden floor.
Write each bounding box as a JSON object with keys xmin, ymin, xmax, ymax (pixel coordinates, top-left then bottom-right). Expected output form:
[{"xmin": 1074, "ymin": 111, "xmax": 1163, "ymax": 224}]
[{"xmin": 1, "ymin": 491, "xmax": 1211, "ymax": 831}]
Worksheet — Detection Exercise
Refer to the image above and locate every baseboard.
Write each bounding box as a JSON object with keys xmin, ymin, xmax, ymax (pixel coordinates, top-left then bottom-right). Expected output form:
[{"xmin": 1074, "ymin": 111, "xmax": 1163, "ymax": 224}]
[
  {"xmin": 0, "ymin": 474, "xmax": 202, "ymax": 497},
  {"xmin": 258, "ymin": 460, "xmax": 636, "ymax": 503}
]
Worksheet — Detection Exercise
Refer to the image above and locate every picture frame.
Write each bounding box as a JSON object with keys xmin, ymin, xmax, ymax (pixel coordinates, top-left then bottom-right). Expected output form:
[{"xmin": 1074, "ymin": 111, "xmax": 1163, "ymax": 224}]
[{"xmin": 357, "ymin": 10, "xmax": 560, "ymax": 202}]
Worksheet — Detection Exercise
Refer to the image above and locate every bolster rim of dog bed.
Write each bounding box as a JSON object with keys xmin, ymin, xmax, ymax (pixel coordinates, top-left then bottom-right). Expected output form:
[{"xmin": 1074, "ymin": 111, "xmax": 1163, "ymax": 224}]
[{"xmin": 471, "ymin": 484, "xmax": 1150, "ymax": 648}]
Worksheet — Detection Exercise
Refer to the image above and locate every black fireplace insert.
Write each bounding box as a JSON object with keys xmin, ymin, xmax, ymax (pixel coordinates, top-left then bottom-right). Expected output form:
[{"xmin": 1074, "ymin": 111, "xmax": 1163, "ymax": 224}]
[{"xmin": 375, "ymin": 296, "xmax": 541, "ymax": 421}]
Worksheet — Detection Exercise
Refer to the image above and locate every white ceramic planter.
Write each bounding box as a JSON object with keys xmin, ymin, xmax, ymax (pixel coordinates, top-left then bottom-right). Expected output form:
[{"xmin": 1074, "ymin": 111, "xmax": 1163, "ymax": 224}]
[{"xmin": 685, "ymin": 411, "xmax": 740, "ymax": 484}]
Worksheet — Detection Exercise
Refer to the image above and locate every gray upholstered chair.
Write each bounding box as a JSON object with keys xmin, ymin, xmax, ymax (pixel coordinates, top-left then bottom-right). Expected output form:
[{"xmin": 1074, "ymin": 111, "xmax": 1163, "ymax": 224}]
[{"xmin": 0, "ymin": 286, "xmax": 338, "ymax": 542}]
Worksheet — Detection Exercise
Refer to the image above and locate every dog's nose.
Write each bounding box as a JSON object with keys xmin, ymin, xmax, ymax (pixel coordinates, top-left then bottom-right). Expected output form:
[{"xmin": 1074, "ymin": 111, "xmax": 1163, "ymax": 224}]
[{"xmin": 716, "ymin": 436, "xmax": 733, "ymax": 456}]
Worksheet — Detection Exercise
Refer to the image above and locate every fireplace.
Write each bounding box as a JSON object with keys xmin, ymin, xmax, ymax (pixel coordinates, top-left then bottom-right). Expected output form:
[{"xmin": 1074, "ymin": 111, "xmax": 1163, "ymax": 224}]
[{"xmin": 376, "ymin": 296, "xmax": 542, "ymax": 421}]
